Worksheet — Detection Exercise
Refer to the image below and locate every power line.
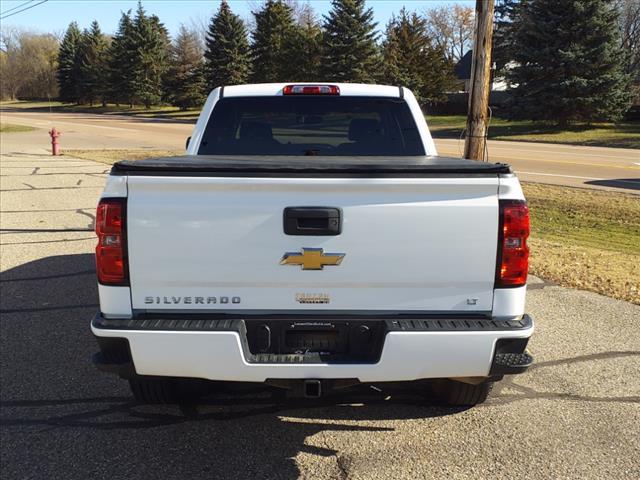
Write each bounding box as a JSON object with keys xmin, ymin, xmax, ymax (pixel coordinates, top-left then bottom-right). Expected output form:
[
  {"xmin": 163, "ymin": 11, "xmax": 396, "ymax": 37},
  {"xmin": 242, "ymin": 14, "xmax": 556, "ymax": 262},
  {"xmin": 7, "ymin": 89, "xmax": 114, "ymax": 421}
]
[
  {"xmin": 0, "ymin": 0, "xmax": 47, "ymax": 20},
  {"xmin": 1, "ymin": 0, "xmax": 45, "ymax": 20},
  {"xmin": 0, "ymin": 0, "xmax": 35, "ymax": 17}
]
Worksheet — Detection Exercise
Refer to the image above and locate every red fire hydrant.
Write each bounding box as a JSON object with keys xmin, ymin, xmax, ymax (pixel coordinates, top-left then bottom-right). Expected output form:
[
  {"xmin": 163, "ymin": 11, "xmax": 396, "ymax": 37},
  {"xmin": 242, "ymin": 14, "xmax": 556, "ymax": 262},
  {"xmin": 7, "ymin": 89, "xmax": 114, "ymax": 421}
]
[{"xmin": 49, "ymin": 127, "xmax": 61, "ymax": 156}]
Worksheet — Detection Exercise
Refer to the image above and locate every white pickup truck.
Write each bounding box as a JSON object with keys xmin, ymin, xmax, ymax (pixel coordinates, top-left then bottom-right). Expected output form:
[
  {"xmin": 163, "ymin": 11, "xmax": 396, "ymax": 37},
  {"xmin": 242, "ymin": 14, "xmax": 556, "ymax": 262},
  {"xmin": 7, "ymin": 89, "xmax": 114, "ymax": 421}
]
[{"xmin": 92, "ymin": 83, "xmax": 533, "ymax": 406}]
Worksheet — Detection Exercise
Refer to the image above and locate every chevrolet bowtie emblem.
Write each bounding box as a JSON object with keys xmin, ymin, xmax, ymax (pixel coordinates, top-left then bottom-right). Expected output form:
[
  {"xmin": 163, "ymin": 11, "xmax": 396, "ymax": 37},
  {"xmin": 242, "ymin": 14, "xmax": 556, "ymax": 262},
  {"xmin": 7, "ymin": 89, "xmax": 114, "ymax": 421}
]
[{"xmin": 280, "ymin": 248, "xmax": 345, "ymax": 270}]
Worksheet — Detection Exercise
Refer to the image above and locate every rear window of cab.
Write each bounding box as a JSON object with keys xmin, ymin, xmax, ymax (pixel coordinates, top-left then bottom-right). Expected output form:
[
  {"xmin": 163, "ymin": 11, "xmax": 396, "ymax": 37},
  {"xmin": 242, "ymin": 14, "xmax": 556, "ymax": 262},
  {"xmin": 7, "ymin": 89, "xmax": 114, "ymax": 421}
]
[{"xmin": 198, "ymin": 96, "xmax": 425, "ymax": 156}]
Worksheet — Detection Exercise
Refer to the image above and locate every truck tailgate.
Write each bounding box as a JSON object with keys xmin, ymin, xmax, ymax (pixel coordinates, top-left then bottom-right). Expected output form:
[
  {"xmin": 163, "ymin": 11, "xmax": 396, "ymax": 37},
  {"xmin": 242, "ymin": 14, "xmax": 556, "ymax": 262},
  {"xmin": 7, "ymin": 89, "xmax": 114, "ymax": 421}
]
[{"xmin": 126, "ymin": 174, "xmax": 500, "ymax": 312}]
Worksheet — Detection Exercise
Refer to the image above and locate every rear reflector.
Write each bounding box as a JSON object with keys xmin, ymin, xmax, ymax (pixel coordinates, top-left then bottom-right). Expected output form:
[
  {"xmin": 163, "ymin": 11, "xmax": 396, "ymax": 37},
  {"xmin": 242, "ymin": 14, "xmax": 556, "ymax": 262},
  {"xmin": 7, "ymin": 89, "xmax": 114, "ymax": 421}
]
[
  {"xmin": 496, "ymin": 200, "xmax": 530, "ymax": 288},
  {"xmin": 283, "ymin": 85, "xmax": 340, "ymax": 95},
  {"xmin": 95, "ymin": 198, "xmax": 128, "ymax": 285}
]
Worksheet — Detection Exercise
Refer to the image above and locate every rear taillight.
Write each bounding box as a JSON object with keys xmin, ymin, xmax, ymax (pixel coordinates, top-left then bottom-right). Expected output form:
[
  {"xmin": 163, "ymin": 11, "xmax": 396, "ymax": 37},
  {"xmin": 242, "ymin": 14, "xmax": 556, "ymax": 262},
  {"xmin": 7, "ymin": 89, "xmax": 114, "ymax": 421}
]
[
  {"xmin": 95, "ymin": 198, "xmax": 128, "ymax": 285},
  {"xmin": 496, "ymin": 200, "xmax": 530, "ymax": 288},
  {"xmin": 282, "ymin": 84, "xmax": 340, "ymax": 95}
]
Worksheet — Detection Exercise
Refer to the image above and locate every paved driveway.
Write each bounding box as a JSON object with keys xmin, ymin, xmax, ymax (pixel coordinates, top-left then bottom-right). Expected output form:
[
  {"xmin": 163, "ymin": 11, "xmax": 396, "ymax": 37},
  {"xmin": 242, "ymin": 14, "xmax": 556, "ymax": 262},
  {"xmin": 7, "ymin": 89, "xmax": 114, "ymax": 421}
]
[{"xmin": 1, "ymin": 147, "xmax": 639, "ymax": 479}]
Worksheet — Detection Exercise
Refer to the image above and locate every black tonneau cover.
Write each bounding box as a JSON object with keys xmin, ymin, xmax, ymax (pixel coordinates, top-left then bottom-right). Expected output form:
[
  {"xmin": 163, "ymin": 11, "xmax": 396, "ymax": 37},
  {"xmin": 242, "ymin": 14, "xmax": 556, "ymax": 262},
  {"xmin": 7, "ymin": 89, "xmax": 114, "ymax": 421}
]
[{"xmin": 112, "ymin": 155, "xmax": 511, "ymax": 177}]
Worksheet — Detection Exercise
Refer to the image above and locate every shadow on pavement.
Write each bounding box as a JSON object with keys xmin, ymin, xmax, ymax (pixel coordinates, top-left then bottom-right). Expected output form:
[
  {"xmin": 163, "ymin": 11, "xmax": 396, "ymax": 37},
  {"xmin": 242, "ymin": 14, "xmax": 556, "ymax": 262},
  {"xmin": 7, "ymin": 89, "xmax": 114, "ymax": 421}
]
[
  {"xmin": 2, "ymin": 254, "xmax": 639, "ymax": 478},
  {"xmin": 584, "ymin": 178, "xmax": 640, "ymax": 191},
  {"xmin": 0, "ymin": 253, "xmax": 463, "ymax": 479},
  {"xmin": 0, "ymin": 105, "xmax": 198, "ymax": 124},
  {"xmin": 4, "ymin": 151, "xmax": 56, "ymax": 157}
]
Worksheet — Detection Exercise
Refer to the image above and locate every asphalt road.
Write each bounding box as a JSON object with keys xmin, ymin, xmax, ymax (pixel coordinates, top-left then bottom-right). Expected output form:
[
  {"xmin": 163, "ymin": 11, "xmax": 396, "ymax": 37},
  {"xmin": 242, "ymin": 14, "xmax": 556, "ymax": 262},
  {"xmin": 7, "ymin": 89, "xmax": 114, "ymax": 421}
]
[
  {"xmin": 1, "ymin": 142, "xmax": 639, "ymax": 479},
  {"xmin": 2, "ymin": 108, "xmax": 639, "ymax": 194},
  {"xmin": 436, "ymin": 138, "xmax": 640, "ymax": 193}
]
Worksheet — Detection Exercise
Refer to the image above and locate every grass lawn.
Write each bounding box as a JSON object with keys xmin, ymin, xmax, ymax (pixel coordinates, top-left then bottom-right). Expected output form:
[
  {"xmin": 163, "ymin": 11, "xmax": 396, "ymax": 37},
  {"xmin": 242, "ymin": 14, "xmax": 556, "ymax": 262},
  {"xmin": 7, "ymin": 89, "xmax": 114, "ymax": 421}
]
[
  {"xmin": 524, "ymin": 183, "xmax": 639, "ymax": 304},
  {"xmin": 0, "ymin": 123, "xmax": 37, "ymax": 133},
  {"xmin": 426, "ymin": 115, "xmax": 640, "ymax": 149},
  {"xmin": 1, "ymin": 100, "xmax": 200, "ymax": 121}
]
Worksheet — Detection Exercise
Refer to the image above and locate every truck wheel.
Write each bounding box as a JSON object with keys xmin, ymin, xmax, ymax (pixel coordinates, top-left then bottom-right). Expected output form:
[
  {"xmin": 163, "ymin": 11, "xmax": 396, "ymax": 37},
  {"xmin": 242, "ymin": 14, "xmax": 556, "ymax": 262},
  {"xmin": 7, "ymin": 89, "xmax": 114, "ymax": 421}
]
[
  {"xmin": 433, "ymin": 379, "xmax": 494, "ymax": 406},
  {"xmin": 129, "ymin": 377, "xmax": 180, "ymax": 404}
]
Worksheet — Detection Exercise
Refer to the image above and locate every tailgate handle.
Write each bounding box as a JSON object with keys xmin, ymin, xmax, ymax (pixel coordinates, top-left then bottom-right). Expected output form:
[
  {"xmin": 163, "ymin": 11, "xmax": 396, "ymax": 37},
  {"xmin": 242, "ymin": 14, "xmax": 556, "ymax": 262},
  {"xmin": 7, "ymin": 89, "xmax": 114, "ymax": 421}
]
[{"xmin": 283, "ymin": 207, "xmax": 341, "ymax": 236}]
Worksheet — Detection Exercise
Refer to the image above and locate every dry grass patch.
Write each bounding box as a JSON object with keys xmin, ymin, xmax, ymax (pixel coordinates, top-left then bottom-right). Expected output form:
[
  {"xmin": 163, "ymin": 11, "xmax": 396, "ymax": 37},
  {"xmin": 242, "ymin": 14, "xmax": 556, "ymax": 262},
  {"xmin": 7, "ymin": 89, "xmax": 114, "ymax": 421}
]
[
  {"xmin": 523, "ymin": 183, "xmax": 640, "ymax": 304},
  {"xmin": 529, "ymin": 238, "xmax": 639, "ymax": 304},
  {"xmin": 64, "ymin": 149, "xmax": 182, "ymax": 165},
  {"xmin": 0, "ymin": 123, "xmax": 37, "ymax": 133}
]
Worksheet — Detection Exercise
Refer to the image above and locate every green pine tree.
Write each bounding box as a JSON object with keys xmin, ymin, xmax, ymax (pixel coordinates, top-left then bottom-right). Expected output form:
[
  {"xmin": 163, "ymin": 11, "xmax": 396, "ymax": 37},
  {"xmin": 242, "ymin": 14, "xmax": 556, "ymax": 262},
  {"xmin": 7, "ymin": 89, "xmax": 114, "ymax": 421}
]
[
  {"xmin": 322, "ymin": 0, "xmax": 381, "ymax": 83},
  {"xmin": 149, "ymin": 14, "xmax": 172, "ymax": 103},
  {"xmin": 204, "ymin": 0, "xmax": 251, "ymax": 90},
  {"xmin": 57, "ymin": 22, "xmax": 82, "ymax": 103},
  {"xmin": 382, "ymin": 8, "xmax": 454, "ymax": 105},
  {"xmin": 250, "ymin": 0, "xmax": 297, "ymax": 83},
  {"xmin": 77, "ymin": 21, "xmax": 109, "ymax": 105},
  {"xmin": 130, "ymin": 1, "xmax": 169, "ymax": 108},
  {"xmin": 493, "ymin": 0, "xmax": 526, "ymax": 74},
  {"xmin": 285, "ymin": 5, "xmax": 323, "ymax": 81},
  {"xmin": 508, "ymin": 0, "xmax": 632, "ymax": 123},
  {"xmin": 166, "ymin": 26, "xmax": 206, "ymax": 109},
  {"xmin": 107, "ymin": 11, "xmax": 135, "ymax": 106}
]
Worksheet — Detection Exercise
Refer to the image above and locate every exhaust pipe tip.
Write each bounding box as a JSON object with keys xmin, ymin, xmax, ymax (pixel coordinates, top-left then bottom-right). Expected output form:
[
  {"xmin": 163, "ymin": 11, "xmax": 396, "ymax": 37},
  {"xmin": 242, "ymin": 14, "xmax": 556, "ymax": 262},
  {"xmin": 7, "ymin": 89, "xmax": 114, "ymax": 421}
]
[{"xmin": 304, "ymin": 379, "xmax": 322, "ymax": 398}]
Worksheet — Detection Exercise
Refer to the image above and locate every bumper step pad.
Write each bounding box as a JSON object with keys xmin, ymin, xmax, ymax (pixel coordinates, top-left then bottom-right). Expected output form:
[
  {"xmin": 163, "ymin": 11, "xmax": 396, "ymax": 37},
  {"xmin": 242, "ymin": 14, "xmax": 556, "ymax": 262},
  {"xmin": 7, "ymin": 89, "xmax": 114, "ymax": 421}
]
[{"xmin": 491, "ymin": 352, "xmax": 534, "ymax": 375}]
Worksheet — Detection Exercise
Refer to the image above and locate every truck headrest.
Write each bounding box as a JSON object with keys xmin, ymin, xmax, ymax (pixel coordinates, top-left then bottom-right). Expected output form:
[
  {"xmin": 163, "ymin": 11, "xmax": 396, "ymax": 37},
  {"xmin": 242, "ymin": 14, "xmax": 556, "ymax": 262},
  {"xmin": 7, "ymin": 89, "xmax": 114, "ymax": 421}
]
[
  {"xmin": 348, "ymin": 119, "xmax": 381, "ymax": 142},
  {"xmin": 239, "ymin": 121, "xmax": 273, "ymax": 141}
]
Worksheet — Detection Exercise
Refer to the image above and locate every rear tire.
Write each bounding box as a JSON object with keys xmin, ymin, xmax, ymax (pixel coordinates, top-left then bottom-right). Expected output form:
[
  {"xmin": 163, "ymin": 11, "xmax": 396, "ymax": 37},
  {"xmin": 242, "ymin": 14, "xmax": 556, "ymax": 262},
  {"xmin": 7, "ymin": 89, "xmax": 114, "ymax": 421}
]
[
  {"xmin": 433, "ymin": 379, "xmax": 494, "ymax": 406},
  {"xmin": 129, "ymin": 377, "xmax": 181, "ymax": 404}
]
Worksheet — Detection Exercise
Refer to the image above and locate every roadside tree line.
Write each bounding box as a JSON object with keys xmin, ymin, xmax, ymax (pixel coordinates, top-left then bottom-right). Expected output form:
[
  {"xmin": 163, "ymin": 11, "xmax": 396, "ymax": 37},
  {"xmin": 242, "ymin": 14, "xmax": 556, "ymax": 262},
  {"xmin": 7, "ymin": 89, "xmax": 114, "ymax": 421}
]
[
  {"xmin": 1, "ymin": 0, "xmax": 638, "ymax": 124},
  {"xmin": 53, "ymin": 0, "xmax": 457, "ymax": 109},
  {"xmin": 57, "ymin": 5, "xmax": 169, "ymax": 108}
]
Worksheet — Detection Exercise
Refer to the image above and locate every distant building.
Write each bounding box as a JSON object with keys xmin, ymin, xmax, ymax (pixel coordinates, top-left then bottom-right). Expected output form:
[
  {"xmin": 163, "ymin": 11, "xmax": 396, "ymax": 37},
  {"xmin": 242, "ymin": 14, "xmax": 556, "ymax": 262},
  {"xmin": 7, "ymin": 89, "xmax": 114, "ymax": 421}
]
[{"xmin": 453, "ymin": 50, "xmax": 510, "ymax": 93}]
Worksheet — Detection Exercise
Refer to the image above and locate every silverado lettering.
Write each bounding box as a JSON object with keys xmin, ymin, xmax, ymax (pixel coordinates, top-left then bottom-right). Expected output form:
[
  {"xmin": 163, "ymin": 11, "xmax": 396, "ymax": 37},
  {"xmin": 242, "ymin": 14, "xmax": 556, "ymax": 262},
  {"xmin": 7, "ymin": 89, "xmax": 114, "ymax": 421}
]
[{"xmin": 143, "ymin": 296, "xmax": 241, "ymax": 305}]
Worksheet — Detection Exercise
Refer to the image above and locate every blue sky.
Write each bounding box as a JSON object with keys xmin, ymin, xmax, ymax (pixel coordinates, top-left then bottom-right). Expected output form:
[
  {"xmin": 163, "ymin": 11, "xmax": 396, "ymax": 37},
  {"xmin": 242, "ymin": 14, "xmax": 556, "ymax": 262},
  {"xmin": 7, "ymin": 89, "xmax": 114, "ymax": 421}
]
[{"xmin": 0, "ymin": 0, "xmax": 473, "ymax": 36}]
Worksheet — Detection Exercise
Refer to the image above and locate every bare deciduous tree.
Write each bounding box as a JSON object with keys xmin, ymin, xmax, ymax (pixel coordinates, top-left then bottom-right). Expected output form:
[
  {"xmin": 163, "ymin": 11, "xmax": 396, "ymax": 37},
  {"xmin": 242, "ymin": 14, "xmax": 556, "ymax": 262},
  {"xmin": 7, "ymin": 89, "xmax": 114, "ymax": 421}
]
[
  {"xmin": 284, "ymin": 0, "xmax": 315, "ymax": 26},
  {"xmin": 1, "ymin": 28, "xmax": 59, "ymax": 100},
  {"xmin": 425, "ymin": 4, "xmax": 475, "ymax": 63},
  {"xmin": 187, "ymin": 15, "xmax": 208, "ymax": 51},
  {"xmin": 616, "ymin": 0, "xmax": 640, "ymax": 83},
  {"xmin": 1, "ymin": 28, "xmax": 26, "ymax": 100}
]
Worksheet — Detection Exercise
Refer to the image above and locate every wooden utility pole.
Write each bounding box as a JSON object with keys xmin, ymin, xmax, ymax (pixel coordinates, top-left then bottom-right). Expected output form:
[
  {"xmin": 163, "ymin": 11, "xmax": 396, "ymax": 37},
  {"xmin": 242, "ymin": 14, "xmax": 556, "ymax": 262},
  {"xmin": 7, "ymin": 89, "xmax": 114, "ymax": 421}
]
[{"xmin": 464, "ymin": 0, "xmax": 495, "ymax": 160}]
